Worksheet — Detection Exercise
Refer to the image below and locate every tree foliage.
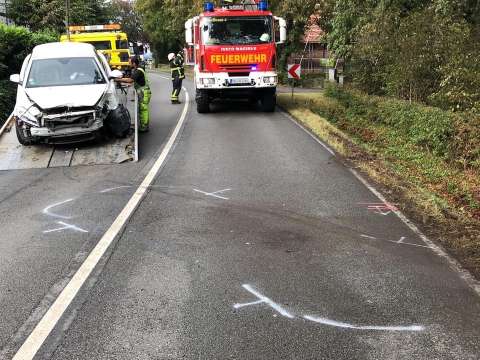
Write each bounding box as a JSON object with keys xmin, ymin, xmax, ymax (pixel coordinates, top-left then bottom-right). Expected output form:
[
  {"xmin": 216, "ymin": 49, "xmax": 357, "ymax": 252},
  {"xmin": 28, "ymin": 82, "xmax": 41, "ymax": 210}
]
[
  {"xmin": 0, "ymin": 24, "xmax": 57, "ymax": 122},
  {"xmin": 323, "ymin": 0, "xmax": 480, "ymax": 110},
  {"xmin": 109, "ymin": 0, "xmax": 146, "ymax": 43},
  {"xmin": 136, "ymin": 0, "xmax": 202, "ymax": 61},
  {"xmin": 7, "ymin": 0, "xmax": 113, "ymax": 33}
]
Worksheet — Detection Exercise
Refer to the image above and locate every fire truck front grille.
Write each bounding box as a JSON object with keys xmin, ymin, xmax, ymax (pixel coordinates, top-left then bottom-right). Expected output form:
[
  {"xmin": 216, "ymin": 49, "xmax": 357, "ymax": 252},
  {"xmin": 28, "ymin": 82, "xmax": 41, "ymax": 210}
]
[
  {"xmin": 220, "ymin": 64, "xmax": 255, "ymax": 72},
  {"xmin": 228, "ymin": 72, "xmax": 250, "ymax": 77}
]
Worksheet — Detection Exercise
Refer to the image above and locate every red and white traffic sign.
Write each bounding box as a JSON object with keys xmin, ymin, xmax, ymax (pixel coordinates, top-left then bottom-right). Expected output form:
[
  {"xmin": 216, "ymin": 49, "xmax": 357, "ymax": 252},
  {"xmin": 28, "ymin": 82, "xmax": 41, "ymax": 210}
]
[{"xmin": 288, "ymin": 64, "xmax": 301, "ymax": 79}]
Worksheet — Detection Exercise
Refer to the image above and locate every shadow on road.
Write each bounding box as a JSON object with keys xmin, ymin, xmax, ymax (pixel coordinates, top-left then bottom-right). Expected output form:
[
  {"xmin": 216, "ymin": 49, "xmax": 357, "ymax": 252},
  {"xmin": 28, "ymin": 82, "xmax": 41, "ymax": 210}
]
[{"xmin": 209, "ymin": 99, "xmax": 261, "ymax": 113}]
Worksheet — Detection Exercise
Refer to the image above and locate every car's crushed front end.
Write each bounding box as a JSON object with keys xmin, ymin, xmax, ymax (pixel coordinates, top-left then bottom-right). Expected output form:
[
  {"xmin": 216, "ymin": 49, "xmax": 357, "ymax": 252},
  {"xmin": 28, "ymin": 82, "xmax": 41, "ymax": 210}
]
[
  {"xmin": 14, "ymin": 88, "xmax": 118, "ymax": 144},
  {"xmin": 29, "ymin": 108, "xmax": 103, "ymax": 144}
]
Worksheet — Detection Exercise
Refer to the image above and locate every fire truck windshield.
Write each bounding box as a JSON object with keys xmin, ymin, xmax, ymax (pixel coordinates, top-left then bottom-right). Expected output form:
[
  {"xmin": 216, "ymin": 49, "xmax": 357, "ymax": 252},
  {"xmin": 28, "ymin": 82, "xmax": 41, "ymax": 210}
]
[{"xmin": 201, "ymin": 16, "xmax": 272, "ymax": 45}]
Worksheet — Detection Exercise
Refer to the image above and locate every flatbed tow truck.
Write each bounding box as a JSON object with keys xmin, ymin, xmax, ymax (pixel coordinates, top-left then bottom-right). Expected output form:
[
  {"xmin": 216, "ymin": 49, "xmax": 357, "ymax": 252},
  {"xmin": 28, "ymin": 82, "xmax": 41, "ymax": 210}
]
[{"xmin": 0, "ymin": 87, "xmax": 138, "ymax": 171}]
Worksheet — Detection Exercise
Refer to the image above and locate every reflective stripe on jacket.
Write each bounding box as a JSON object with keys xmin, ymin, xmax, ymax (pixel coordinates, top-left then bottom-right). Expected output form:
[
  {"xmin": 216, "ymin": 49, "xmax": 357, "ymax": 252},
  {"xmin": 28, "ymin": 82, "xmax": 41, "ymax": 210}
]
[{"xmin": 135, "ymin": 67, "xmax": 150, "ymax": 91}]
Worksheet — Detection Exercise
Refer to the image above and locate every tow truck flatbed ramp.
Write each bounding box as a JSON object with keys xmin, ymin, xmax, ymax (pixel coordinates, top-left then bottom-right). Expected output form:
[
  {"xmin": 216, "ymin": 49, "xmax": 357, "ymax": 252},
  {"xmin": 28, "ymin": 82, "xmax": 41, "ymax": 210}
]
[{"xmin": 0, "ymin": 88, "xmax": 137, "ymax": 171}]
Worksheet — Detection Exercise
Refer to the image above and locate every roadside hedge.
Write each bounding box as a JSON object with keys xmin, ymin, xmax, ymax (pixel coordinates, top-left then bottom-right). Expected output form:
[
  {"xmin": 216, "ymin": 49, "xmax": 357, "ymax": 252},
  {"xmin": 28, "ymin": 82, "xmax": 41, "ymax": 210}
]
[
  {"xmin": 322, "ymin": 85, "xmax": 480, "ymax": 171},
  {"xmin": 0, "ymin": 24, "xmax": 56, "ymax": 124}
]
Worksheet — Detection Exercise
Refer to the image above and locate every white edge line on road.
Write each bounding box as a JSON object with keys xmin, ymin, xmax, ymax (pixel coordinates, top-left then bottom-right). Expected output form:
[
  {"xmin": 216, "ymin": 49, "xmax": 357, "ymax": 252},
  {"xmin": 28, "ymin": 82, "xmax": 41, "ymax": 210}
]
[
  {"xmin": 12, "ymin": 91, "xmax": 190, "ymax": 360},
  {"xmin": 280, "ymin": 107, "xmax": 479, "ymax": 297},
  {"xmin": 349, "ymin": 168, "xmax": 480, "ymax": 297},
  {"xmin": 280, "ymin": 109, "xmax": 336, "ymax": 156}
]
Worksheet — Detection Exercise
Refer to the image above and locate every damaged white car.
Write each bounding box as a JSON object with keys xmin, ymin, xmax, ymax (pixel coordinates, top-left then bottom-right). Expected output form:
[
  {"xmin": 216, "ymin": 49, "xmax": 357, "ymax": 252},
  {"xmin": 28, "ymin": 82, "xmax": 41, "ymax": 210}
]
[{"xmin": 9, "ymin": 42, "xmax": 128, "ymax": 145}]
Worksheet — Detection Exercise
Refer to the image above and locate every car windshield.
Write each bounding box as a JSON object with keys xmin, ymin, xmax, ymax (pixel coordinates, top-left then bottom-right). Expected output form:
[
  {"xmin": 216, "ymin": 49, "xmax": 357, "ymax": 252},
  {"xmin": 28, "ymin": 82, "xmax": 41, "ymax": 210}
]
[
  {"xmin": 201, "ymin": 16, "xmax": 273, "ymax": 45},
  {"xmin": 26, "ymin": 57, "xmax": 106, "ymax": 88}
]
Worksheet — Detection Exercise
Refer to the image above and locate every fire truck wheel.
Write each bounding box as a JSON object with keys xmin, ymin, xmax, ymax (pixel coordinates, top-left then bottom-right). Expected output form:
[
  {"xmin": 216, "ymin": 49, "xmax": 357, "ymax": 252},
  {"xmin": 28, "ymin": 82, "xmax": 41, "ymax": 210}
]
[
  {"xmin": 196, "ymin": 93, "xmax": 210, "ymax": 113},
  {"xmin": 261, "ymin": 92, "xmax": 276, "ymax": 112}
]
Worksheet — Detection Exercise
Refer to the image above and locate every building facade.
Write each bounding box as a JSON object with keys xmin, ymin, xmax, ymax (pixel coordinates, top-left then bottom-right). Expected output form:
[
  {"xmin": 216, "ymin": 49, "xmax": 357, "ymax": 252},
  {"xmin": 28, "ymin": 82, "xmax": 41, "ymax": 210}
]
[
  {"xmin": 0, "ymin": 0, "xmax": 13, "ymax": 25},
  {"xmin": 288, "ymin": 14, "xmax": 331, "ymax": 74}
]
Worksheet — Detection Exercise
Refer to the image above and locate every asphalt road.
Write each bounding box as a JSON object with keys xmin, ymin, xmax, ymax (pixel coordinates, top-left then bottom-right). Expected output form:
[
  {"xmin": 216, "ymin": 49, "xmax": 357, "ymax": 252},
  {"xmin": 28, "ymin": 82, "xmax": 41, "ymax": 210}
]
[{"xmin": 1, "ymin": 73, "xmax": 479, "ymax": 359}]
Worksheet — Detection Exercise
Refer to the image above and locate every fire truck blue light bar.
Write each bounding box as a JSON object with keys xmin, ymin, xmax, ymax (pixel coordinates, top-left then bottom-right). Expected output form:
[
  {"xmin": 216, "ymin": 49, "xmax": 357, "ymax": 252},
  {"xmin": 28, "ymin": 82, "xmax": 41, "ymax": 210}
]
[
  {"xmin": 204, "ymin": 2, "xmax": 214, "ymax": 11},
  {"xmin": 258, "ymin": 1, "xmax": 268, "ymax": 10}
]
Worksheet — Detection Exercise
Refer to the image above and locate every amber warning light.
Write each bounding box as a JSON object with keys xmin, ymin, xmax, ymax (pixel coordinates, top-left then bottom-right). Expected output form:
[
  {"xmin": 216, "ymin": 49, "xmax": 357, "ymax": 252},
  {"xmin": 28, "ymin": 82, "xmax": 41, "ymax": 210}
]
[{"xmin": 69, "ymin": 24, "xmax": 121, "ymax": 32}]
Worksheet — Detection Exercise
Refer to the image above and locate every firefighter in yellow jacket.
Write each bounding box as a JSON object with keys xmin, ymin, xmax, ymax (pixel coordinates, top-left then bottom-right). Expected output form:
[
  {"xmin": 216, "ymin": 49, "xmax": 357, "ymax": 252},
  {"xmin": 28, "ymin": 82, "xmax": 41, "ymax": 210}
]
[{"xmin": 168, "ymin": 52, "xmax": 185, "ymax": 104}]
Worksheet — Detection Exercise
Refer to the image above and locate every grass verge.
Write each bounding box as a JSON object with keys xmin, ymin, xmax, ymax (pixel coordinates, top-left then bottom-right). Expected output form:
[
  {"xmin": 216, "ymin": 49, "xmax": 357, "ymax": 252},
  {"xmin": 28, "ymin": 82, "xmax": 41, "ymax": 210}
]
[{"xmin": 278, "ymin": 90, "xmax": 480, "ymax": 279}]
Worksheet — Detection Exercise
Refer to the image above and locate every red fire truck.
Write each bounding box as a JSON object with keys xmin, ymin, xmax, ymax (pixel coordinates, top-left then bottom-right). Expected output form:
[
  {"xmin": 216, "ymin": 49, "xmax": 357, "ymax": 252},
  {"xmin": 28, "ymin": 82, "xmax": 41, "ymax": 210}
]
[{"xmin": 185, "ymin": 1, "xmax": 286, "ymax": 113}]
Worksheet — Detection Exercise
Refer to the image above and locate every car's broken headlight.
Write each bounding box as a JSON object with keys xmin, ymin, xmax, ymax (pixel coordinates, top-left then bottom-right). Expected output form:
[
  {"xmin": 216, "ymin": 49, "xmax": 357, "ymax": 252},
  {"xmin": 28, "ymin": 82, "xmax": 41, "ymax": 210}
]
[{"xmin": 17, "ymin": 105, "xmax": 42, "ymax": 127}]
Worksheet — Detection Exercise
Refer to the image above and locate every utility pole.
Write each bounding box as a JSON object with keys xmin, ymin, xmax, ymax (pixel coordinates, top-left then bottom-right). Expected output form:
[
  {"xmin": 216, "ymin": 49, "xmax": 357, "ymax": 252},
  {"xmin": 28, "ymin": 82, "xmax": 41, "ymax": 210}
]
[{"xmin": 65, "ymin": 0, "xmax": 71, "ymax": 40}]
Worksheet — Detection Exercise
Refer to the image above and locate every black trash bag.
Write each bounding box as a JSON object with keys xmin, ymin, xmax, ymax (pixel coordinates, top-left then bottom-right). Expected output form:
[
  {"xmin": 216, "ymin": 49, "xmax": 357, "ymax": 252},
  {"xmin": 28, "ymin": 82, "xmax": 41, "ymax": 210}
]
[{"xmin": 104, "ymin": 104, "xmax": 131, "ymax": 138}]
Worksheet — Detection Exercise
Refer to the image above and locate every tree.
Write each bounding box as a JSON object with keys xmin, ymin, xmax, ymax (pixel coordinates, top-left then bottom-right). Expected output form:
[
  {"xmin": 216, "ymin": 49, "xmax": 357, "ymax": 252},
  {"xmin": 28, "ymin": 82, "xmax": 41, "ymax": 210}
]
[
  {"xmin": 110, "ymin": 0, "xmax": 146, "ymax": 43},
  {"xmin": 7, "ymin": 0, "xmax": 113, "ymax": 33},
  {"xmin": 324, "ymin": 0, "xmax": 479, "ymax": 110},
  {"xmin": 136, "ymin": 0, "xmax": 203, "ymax": 61}
]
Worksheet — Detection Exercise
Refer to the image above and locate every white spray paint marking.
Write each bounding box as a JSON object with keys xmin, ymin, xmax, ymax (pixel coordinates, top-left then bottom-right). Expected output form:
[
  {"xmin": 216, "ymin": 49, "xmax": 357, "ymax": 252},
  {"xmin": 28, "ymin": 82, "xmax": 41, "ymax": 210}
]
[
  {"xmin": 303, "ymin": 315, "xmax": 424, "ymax": 332},
  {"xmin": 359, "ymin": 202, "xmax": 398, "ymax": 216},
  {"xmin": 234, "ymin": 285, "xmax": 424, "ymax": 331},
  {"xmin": 280, "ymin": 110, "xmax": 336, "ymax": 156},
  {"xmin": 193, "ymin": 188, "xmax": 232, "ymax": 201},
  {"xmin": 361, "ymin": 234, "xmax": 377, "ymax": 240},
  {"xmin": 360, "ymin": 234, "xmax": 430, "ymax": 249},
  {"xmin": 233, "ymin": 284, "xmax": 295, "ymax": 319},
  {"xmin": 42, "ymin": 199, "xmax": 75, "ymax": 220},
  {"xmin": 11, "ymin": 90, "xmax": 190, "ymax": 360},
  {"xmin": 43, "ymin": 221, "xmax": 88, "ymax": 234},
  {"xmin": 99, "ymin": 186, "xmax": 133, "ymax": 194},
  {"xmin": 387, "ymin": 239, "xmax": 430, "ymax": 249},
  {"xmin": 349, "ymin": 168, "xmax": 480, "ymax": 296}
]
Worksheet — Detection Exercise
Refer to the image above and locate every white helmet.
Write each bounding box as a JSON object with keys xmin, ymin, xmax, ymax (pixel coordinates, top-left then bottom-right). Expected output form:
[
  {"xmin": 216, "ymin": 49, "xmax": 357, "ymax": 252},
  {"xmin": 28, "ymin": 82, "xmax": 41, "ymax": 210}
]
[
  {"xmin": 260, "ymin": 33, "xmax": 270, "ymax": 42},
  {"xmin": 168, "ymin": 53, "xmax": 175, "ymax": 61}
]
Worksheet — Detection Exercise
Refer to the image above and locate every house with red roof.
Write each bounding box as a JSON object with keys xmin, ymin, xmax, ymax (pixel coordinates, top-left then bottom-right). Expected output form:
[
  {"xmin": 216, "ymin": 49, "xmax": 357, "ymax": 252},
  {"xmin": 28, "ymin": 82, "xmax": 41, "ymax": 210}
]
[{"xmin": 288, "ymin": 14, "xmax": 331, "ymax": 73}]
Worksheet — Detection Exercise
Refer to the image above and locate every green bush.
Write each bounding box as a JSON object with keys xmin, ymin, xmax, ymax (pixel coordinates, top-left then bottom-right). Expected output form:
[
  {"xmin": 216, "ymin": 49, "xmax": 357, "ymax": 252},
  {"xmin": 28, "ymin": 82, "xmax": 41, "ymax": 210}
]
[
  {"xmin": 322, "ymin": 85, "xmax": 479, "ymax": 169},
  {"xmin": 376, "ymin": 100, "xmax": 454, "ymax": 157},
  {"xmin": 0, "ymin": 24, "xmax": 56, "ymax": 121},
  {"xmin": 450, "ymin": 112, "xmax": 480, "ymax": 170},
  {"xmin": 0, "ymin": 80, "xmax": 16, "ymax": 126}
]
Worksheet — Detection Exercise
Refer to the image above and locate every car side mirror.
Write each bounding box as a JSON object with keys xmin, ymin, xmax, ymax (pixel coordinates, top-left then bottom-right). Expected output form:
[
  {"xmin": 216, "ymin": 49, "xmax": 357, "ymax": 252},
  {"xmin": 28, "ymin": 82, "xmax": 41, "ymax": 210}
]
[
  {"xmin": 274, "ymin": 17, "xmax": 287, "ymax": 44},
  {"xmin": 109, "ymin": 70, "xmax": 124, "ymax": 79},
  {"xmin": 10, "ymin": 74, "xmax": 20, "ymax": 84},
  {"xmin": 185, "ymin": 19, "xmax": 194, "ymax": 45}
]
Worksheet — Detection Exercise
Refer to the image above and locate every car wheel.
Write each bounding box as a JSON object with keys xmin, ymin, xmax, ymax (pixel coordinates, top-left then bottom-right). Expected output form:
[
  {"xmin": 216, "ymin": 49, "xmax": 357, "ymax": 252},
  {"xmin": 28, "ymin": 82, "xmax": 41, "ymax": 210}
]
[{"xmin": 15, "ymin": 122, "xmax": 38, "ymax": 146}]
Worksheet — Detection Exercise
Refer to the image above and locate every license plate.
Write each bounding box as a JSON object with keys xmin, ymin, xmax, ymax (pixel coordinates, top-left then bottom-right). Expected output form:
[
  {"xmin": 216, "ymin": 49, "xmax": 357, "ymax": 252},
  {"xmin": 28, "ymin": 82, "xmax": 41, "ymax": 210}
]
[{"xmin": 229, "ymin": 78, "xmax": 250, "ymax": 85}]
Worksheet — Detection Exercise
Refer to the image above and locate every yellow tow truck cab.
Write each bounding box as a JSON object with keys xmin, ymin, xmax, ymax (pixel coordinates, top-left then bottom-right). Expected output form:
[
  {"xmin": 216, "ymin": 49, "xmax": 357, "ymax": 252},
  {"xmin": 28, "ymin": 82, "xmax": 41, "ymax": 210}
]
[{"xmin": 60, "ymin": 24, "xmax": 131, "ymax": 72}]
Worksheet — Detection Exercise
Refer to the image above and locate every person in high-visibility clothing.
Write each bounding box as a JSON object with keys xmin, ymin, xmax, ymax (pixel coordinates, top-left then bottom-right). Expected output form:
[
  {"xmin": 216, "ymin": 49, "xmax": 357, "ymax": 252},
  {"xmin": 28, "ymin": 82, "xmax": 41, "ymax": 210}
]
[
  {"xmin": 116, "ymin": 57, "xmax": 152, "ymax": 132},
  {"xmin": 168, "ymin": 52, "xmax": 185, "ymax": 104}
]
